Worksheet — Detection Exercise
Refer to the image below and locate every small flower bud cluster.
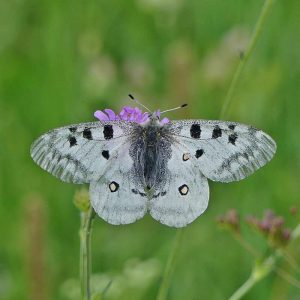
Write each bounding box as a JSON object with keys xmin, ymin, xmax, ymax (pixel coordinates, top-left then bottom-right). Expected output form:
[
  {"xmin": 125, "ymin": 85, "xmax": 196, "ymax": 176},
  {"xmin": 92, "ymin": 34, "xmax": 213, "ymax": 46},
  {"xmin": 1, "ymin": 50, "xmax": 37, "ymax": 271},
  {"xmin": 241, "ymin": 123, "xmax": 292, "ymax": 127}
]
[
  {"xmin": 217, "ymin": 208, "xmax": 295, "ymax": 248},
  {"xmin": 216, "ymin": 208, "xmax": 240, "ymax": 234},
  {"xmin": 246, "ymin": 210, "xmax": 292, "ymax": 248}
]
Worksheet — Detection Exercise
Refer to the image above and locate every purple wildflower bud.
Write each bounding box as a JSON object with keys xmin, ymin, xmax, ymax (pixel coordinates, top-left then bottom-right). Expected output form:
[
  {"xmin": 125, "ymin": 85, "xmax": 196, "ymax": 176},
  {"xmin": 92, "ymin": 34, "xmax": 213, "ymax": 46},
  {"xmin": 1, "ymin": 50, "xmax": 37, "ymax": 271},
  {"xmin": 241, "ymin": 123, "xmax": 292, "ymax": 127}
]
[
  {"xmin": 227, "ymin": 209, "xmax": 239, "ymax": 225},
  {"xmin": 272, "ymin": 216, "xmax": 284, "ymax": 229},
  {"xmin": 259, "ymin": 219, "xmax": 271, "ymax": 233},
  {"xmin": 282, "ymin": 228, "xmax": 291, "ymax": 240},
  {"xmin": 216, "ymin": 209, "xmax": 240, "ymax": 233},
  {"xmin": 246, "ymin": 210, "xmax": 293, "ymax": 248},
  {"xmin": 264, "ymin": 210, "xmax": 275, "ymax": 222}
]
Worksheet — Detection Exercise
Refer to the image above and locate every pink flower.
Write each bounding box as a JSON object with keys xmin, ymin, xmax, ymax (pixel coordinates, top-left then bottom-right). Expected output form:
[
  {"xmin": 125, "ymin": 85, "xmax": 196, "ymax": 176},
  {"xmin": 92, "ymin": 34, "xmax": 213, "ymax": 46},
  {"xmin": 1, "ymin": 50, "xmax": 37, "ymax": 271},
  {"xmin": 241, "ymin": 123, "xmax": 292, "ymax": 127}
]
[
  {"xmin": 94, "ymin": 106, "xmax": 170, "ymax": 124},
  {"xmin": 246, "ymin": 210, "xmax": 292, "ymax": 247}
]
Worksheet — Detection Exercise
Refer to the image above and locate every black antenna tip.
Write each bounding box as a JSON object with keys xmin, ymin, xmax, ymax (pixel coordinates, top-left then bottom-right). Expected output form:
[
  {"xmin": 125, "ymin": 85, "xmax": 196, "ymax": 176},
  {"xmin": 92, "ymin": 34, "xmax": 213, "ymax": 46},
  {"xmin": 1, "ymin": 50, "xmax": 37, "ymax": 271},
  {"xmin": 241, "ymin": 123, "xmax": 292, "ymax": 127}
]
[
  {"xmin": 181, "ymin": 103, "xmax": 188, "ymax": 108},
  {"xmin": 128, "ymin": 94, "xmax": 134, "ymax": 100}
]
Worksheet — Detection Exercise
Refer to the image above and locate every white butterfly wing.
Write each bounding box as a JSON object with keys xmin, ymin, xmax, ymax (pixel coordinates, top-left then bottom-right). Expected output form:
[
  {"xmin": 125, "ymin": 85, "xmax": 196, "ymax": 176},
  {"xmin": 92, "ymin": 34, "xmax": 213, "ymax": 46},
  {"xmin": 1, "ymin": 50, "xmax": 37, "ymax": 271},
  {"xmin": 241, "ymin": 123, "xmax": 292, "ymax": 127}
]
[
  {"xmin": 30, "ymin": 121, "xmax": 134, "ymax": 183},
  {"xmin": 90, "ymin": 145, "xmax": 148, "ymax": 225},
  {"xmin": 149, "ymin": 143, "xmax": 209, "ymax": 228},
  {"xmin": 169, "ymin": 120, "xmax": 276, "ymax": 182}
]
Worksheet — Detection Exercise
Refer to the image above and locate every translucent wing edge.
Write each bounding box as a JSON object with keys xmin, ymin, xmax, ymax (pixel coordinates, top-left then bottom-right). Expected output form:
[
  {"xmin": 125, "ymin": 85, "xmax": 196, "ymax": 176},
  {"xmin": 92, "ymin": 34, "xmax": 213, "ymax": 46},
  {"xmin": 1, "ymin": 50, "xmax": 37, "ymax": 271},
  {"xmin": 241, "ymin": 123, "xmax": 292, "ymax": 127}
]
[
  {"xmin": 30, "ymin": 134, "xmax": 89, "ymax": 183},
  {"xmin": 211, "ymin": 130, "xmax": 277, "ymax": 182}
]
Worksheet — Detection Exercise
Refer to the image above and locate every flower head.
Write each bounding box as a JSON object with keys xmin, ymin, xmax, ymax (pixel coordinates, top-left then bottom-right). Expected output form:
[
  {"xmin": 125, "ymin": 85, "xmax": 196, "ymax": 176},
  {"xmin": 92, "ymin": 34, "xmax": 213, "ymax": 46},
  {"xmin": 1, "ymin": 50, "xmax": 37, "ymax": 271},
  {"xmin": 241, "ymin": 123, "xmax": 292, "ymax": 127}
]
[
  {"xmin": 216, "ymin": 209, "xmax": 240, "ymax": 234},
  {"xmin": 246, "ymin": 210, "xmax": 292, "ymax": 247},
  {"xmin": 94, "ymin": 106, "xmax": 169, "ymax": 124}
]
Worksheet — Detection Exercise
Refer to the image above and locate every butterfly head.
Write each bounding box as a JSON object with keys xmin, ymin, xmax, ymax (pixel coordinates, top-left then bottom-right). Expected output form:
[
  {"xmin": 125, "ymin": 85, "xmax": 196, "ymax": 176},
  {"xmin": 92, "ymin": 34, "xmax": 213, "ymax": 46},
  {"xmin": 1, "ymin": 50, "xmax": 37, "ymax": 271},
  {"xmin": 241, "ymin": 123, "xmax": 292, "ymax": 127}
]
[{"xmin": 147, "ymin": 110, "xmax": 169, "ymax": 126}]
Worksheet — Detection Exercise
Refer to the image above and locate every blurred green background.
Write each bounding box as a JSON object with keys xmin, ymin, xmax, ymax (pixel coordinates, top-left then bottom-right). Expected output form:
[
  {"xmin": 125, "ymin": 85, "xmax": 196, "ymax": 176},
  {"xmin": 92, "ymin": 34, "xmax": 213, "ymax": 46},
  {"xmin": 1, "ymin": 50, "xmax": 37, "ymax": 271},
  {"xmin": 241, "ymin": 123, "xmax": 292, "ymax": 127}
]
[{"xmin": 1, "ymin": 0, "xmax": 300, "ymax": 299}]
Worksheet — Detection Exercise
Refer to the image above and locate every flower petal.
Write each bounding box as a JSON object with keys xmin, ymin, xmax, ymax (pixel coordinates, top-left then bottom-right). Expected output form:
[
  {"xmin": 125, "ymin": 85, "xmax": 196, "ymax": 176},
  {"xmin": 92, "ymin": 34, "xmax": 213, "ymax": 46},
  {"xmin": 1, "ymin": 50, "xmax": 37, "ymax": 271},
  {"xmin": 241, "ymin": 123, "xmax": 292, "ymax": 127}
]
[
  {"xmin": 154, "ymin": 109, "xmax": 161, "ymax": 118},
  {"xmin": 140, "ymin": 113, "xmax": 150, "ymax": 123},
  {"xmin": 104, "ymin": 109, "xmax": 117, "ymax": 120},
  {"xmin": 94, "ymin": 105, "xmax": 165, "ymax": 124},
  {"xmin": 94, "ymin": 110, "xmax": 109, "ymax": 121},
  {"xmin": 160, "ymin": 117, "xmax": 170, "ymax": 124}
]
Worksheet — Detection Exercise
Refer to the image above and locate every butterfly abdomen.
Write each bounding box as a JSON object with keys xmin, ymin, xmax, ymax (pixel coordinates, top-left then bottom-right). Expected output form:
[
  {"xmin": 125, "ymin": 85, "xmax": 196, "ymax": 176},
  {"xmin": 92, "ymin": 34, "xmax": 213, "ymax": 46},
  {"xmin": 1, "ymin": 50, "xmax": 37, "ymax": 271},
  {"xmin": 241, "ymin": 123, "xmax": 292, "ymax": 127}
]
[
  {"xmin": 129, "ymin": 125, "xmax": 171, "ymax": 194},
  {"xmin": 143, "ymin": 126, "xmax": 160, "ymax": 189}
]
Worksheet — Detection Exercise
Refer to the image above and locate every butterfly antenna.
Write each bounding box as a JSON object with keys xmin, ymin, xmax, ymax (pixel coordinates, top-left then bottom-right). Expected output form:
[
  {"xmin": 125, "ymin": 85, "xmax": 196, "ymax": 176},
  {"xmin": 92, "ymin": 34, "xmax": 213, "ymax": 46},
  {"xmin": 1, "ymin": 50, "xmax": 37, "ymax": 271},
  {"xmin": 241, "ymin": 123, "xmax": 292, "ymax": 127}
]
[
  {"xmin": 128, "ymin": 94, "xmax": 151, "ymax": 112},
  {"xmin": 160, "ymin": 103, "xmax": 188, "ymax": 114}
]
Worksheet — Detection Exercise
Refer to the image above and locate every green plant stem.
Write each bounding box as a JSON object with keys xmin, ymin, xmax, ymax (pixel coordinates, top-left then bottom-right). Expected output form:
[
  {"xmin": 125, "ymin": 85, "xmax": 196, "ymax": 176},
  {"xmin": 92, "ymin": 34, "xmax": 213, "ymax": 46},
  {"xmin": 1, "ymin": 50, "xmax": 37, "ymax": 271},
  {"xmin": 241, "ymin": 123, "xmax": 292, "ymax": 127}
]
[
  {"xmin": 229, "ymin": 223, "xmax": 300, "ymax": 300},
  {"xmin": 156, "ymin": 229, "xmax": 183, "ymax": 300},
  {"xmin": 80, "ymin": 206, "xmax": 96, "ymax": 300},
  {"xmin": 228, "ymin": 274, "xmax": 260, "ymax": 300},
  {"xmin": 229, "ymin": 256, "xmax": 275, "ymax": 300},
  {"xmin": 220, "ymin": 0, "xmax": 275, "ymax": 119}
]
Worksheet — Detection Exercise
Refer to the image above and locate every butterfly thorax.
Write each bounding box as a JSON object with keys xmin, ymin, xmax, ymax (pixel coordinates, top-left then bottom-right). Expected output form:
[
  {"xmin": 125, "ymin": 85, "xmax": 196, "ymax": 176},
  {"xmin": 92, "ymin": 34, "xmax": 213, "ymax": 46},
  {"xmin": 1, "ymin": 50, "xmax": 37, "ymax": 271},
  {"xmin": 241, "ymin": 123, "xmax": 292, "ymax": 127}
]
[{"xmin": 129, "ymin": 121, "xmax": 172, "ymax": 197}]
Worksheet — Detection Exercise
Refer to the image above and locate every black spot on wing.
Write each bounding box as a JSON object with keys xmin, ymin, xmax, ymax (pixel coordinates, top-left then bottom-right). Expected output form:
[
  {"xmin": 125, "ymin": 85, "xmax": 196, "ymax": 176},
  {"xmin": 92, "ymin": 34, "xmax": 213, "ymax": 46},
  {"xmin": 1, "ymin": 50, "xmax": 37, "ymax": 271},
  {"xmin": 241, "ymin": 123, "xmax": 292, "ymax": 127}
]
[
  {"xmin": 228, "ymin": 133, "xmax": 238, "ymax": 145},
  {"xmin": 153, "ymin": 191, "xmax": 167, "ymax": 198},
  {"xmin": 195, "ymin": 149, "xmax": 204, "ymax": 158},
  {"xmin": 178, "ymin": 184, "xmax": 189, "ymax": 195},
  {"xmin": 248, "ymin": 126, "xmax": 258, "ymax": 134},
  {"xmin": 68, "ymin": 136, "xmax": 77, "ymax": 147},
  {"xmin": 131, "ymin": 189, "xmax": 147, "ymax": 197},
  {"xmin": 228, "ymin": 124, "xmax": 236, "ymax": 130},
  {"xmin": 103, "ymin": 125, "xmax": 113, "ymax": 140},
  {"xmin": 212, "ymin": 125, "xmax": 222, "ymax": 138},
  {"xmin": 182, "ymin": 153, "xmax": 190, "ymax": 161},
  {"xmin": 83, "ymin": 128, "xmax": 93, "ymax": 140},
  {"xmin": 190, "ymin": 124, "xmax": 201, "ymax": 139},
  {"xmin": 69, "ymin": 127, "xmax": 77, "ymax": 133},
  {"xmin": 102, "ymin": 150, "xmax": 110, "ymax": 160},
  {"xmin": 109, "ymin": 181, "xmax": 119, "ymax": 192}
]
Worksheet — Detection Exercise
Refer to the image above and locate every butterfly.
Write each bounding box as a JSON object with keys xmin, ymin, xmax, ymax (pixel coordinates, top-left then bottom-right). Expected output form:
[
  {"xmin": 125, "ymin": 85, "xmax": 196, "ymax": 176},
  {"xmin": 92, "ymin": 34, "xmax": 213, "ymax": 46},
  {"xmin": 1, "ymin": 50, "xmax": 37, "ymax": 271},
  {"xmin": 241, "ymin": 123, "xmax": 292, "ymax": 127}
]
[{"xmin": 30, "ymin": 102, "xmax": 276, "ymax": 228}]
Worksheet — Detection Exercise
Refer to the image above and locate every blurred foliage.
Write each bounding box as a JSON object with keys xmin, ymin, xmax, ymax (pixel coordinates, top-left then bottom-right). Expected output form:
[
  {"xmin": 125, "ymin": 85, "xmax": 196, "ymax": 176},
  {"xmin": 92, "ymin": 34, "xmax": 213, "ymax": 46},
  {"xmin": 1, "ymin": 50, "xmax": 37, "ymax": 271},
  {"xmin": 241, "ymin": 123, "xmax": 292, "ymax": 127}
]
[
  {"xmin": 0, "ymin": 0, "xmax": 300, "ymax": 299},
  {"xmin": 60, "ymin": 258, "xmax": 161, "ymax": 300}
]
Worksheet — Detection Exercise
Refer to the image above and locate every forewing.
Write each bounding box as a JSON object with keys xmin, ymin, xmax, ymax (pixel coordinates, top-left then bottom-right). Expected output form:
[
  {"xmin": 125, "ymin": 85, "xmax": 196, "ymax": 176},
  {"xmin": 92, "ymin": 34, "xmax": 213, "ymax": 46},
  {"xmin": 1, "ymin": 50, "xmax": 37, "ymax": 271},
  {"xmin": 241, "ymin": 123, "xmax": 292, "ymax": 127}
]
[
  {"xmin": 90, "ymin": 145, "xmax": 147, "ymax": 225},
  {"xmin": 149, "ymin": 143, "xmax": 209, "ymax": 228},
  {"xmin": 168, "ymin": 120, "xmax": 276, "ymax": 182},
  {"xmin": 30, "ymin": 121, "xmax": 135, "ymax": 183}
]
